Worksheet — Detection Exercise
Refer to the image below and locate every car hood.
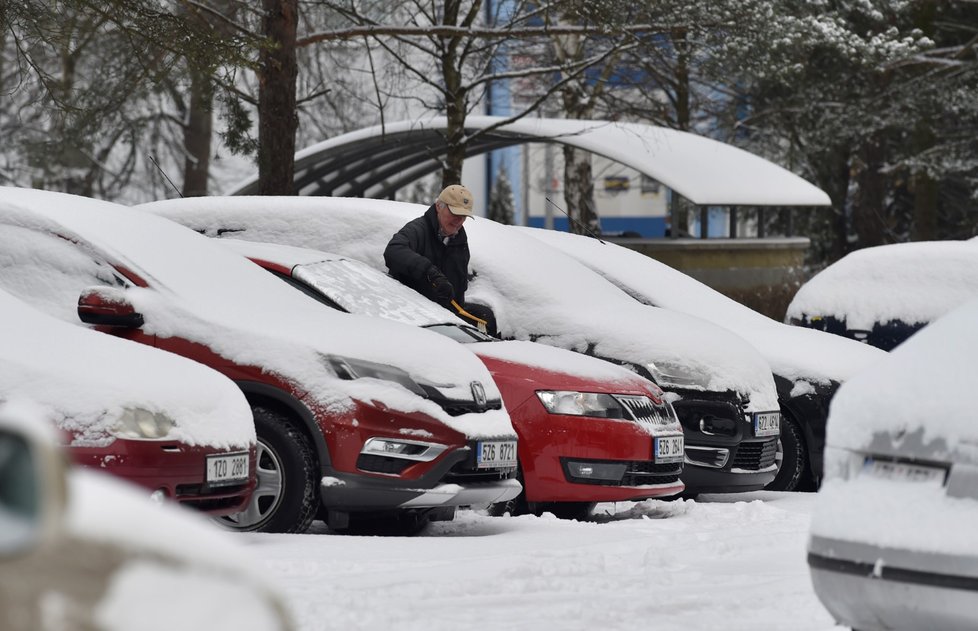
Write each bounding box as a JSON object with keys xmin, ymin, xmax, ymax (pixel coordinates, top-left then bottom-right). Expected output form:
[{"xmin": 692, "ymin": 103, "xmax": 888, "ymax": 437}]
[
  {"xmin": 826, "ymin": 297, "xmax": 978, "ymax": 464},
  {"xmin": 143, "ymin": 196, "xmax": 780, "ymax": 413},
  {"xmin": 0, "ymin": 187, "xmax": 512, "ymax": 439},
  {"xmin": 519, "ymin": 226, "xmax": 886, "ymax": 387},
  {"xmin": 0, "ymin": 288, "xmax": 255, "ymax": 450}
]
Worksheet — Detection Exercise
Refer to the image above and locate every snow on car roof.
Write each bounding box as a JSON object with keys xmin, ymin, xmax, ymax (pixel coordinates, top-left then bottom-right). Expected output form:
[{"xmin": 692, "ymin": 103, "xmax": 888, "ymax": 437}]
[
  {"xmin": 0, "ymin": 187, "xmax": 512, "ymax": 438},
  {"xmin": 143, "ymin": 196, "xmax": 780, "ymax": 412},
  {"xmin": 827, "ymin": 296, "xmax": 978, "ymax": 451},
  {"xmin": 785, "ymin": 241, "xmax": 978, "ymax": 330},
  {"xmin": 218, "ymin": 239, "xmax": 663, "ymax": 389},
  {"xmin": 519, "ymin": 226, "xmax": 886, "ymax": 386},
  {"xmin": 0, "ymin": 288, "xmax": 255, "ymax": 449}
]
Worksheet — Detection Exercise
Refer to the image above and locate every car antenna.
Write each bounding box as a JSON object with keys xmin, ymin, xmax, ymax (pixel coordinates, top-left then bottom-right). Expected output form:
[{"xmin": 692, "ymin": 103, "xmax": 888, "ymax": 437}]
[
  {"xmin": 148, "ymin": 154, "xmax": 184, "ymax": 198},
  {"xmin": 545, "ymin": 196, "xmax": 605, "ymax": 244}
]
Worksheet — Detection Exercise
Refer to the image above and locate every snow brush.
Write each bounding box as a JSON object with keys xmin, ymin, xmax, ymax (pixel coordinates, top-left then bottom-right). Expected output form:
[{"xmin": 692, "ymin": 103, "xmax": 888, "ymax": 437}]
[{"xmin": 451, "ymin": 300, "xmax": 488, "ymax": 334}]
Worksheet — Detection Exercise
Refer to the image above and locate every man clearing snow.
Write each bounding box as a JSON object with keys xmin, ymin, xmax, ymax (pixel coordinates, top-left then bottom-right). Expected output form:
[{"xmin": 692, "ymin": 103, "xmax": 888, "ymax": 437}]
[{"xmin": 384, "ymin": 185, "xmax": 496, "ymax": 335}]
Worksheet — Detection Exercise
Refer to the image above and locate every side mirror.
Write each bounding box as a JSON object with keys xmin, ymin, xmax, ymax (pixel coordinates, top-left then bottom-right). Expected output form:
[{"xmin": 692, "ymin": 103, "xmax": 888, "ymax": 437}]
[
  {"xmin": 77, "ymin": 286, "xmax": 144, "ymax": 328},
  {"xmin": 0, "ymin": 401, "xmax": 67, "ymax": 557}
]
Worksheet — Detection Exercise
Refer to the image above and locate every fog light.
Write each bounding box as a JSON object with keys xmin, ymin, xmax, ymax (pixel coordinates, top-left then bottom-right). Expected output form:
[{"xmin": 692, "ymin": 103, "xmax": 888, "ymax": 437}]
[
  {"xmin": 566, "ymin": 461, "xmax": 627, "ymax": 482},
  {"xmin": 150, "ymin": 489, "xmax": 166, "ymax": 504}
]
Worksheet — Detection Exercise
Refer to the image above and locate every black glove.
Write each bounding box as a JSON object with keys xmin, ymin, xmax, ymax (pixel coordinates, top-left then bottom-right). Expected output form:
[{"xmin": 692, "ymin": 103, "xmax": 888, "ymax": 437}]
[{"xmin": 426, "ymin": 266, "xmax": 454, "ymax": 304}]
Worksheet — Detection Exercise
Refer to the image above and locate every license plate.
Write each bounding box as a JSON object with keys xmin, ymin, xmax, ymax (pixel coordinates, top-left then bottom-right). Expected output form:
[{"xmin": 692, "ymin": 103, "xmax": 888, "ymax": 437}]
[
  {"xmin": 861, "ymin": 458, "xmax": 946, "ymax": 487},
  {"xmin": 753, "ymin": 411, "xmax": 781, "ymax": 438},
  {"xmin": 654, "ymin": 435, "xmax": 684, "ymax": 463},
  {"xmin": 206, "ymin": 452, "xmax": 249, "ymax": 487},
  {"xmin": 476, "ymin": 440, "xmax": 518, "ymax": 469}
]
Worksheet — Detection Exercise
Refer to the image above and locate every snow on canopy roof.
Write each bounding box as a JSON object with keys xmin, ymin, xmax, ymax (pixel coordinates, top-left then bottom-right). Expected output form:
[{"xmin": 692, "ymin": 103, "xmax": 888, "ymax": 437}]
[
  {"xmin": 785, "ymin": 241, "xmax": 978, "ymax": 330},
  {"xmin": 519, "ymin": 226, "xmax": 885, "ymax": 386},
  {"xmin": 0, "ymin": 288, "xmax": 255, "ymax": 449},
  {"xmin": 227, "ymin": 116, "xmax": 831, "ymax": 207},
  {"xmin": 0, "ymin": 187, "xmax": 513, "ymax": 438},
  {"xmin": 143, "ymin": 195, "xmax": 780, "ymax": 412}
]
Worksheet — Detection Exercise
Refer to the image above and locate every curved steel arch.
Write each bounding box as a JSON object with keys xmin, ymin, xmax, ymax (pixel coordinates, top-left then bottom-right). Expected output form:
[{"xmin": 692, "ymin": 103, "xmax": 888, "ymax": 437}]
[{"xmin": 230, "ymin": 116, "xmax": 831, "ymax": 207}]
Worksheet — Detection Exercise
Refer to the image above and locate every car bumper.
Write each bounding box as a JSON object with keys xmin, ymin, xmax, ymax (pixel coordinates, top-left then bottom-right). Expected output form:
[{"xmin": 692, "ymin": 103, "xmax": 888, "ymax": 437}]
[
  {"xmin": 808, "ymin": 535, "xmax": 978, "ymax": 631},
  {"xmin": 69, "ymin": 441, "xmax": 257, "ymax": 516},
  {"xmin": 321, "ymin": 444, "xmax": 521, "ymax": 511}
]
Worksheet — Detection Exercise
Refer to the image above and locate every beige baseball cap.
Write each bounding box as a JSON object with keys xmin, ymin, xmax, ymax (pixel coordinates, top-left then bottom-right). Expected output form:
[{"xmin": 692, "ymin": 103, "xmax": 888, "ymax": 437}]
[{"xmin": 437, "ymin": 184, "xmax": 475, "ymax": 217}]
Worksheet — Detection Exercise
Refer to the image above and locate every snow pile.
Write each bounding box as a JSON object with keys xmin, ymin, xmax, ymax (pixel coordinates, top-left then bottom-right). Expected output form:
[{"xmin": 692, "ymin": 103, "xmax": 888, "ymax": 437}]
[
  {"xmin": 144, "ymin": 196, "xmax": 780, "ymax": 412},
  {"xmin": 0, "ymin": 288, "xmax": 255, "ymax": 449},
  {"xmin": 0, "ymin": 187, "xmax": 513, "ymax": 439},
  {"xmin": 786, "ymin": 241, "xmax": 978, "ymax": 330},
  {"xmin": 521, "ymin": 226, "xmax": 886, "ymax": 385}
]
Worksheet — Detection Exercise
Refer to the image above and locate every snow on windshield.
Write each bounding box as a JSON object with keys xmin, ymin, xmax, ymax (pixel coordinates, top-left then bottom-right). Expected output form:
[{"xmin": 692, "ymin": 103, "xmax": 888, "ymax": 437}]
[
  {"xmin": 142, "ymin": 196, "xmax": 780, "ymax": 412},
  {"xmin": 786, "ymin": 241, "xmax": 978, "ymax": 330},
  {"xmin": 520, "ymin": 226, "xmax": 886, "ymax": 385},
  {"xmin": 0, "ymin": 288, "xmax": 255, "ymax": 449},
  {"xmin": 0, "ymin": 188, "xmax": 512, "ymax": 439}
]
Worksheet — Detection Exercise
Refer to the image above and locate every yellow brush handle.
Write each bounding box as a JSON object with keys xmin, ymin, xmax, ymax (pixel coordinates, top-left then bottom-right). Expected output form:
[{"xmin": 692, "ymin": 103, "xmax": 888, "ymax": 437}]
[{"xmin": 451, "ymin": 300, "xmax": 488, "ymax": 333}]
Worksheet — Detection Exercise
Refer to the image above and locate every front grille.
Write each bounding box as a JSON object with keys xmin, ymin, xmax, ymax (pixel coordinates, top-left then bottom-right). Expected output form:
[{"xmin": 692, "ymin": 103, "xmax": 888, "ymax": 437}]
[
  {"xmin": 438, "ymin": 399, "xmax": 503, "ymax": 417},
  {"xmin": 180, "ymin": 496, "xmax": 247, "ymax": 512},
  {"xmin": 356, "ymin": 454, "xmax": 413, "ymax": 474},
  {"xmin": 684, "ymin": 446, "xmax": 730, "ymax": 469},
  {"xmin": 620, "ymin": 461, "xmax": 683, "ymax": 486},
  {"xmin": 731, "ymin": 439, "xmax": 778, "ymax": 470},
  {"xmin": 443, "ymin": 460, "xmax": 514, "ymax": 484},
  {"xmin": 175, "ymin": 482, "xmax": 248, "ymax": 497},
  {"xmin": 615, "ymin": 395, "xmax": 676, "ymax": 427}
]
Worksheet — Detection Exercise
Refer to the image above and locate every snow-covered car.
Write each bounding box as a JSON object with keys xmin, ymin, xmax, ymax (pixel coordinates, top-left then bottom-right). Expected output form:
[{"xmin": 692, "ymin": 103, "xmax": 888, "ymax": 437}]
[
  {"xmin": 216, "ymin": 239, "xmax": 687, "ymax": 519},
  {"xmin": 519, "ymin": 227, "xmax": 886, "ymax": 491},
  {"xmin": 807, "ymin": 297, "xmax": 978, "ymax": 631},
  {"xmin": 0, "ymin": 287, "xmax": 257, "ymax": 515},
  {"xmin": 143, "ymin": 196, "xmax": 784, "ymax": 496},
  {"xmin": 0, "ymin": 399, "xmax": 292, "ymax": 631},
  {"xmin": 0, "ymin": 187, "xmax": 520, "ymax": 535},
  {"xmin": 786, "ymin": 241, "xmax": 978, "ymax": 351}
]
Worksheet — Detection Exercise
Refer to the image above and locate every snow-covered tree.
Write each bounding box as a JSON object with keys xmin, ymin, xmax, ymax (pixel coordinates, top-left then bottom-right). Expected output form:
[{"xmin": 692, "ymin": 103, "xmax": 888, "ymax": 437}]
[{"xmin": 487, "ymin": 169, "xmax": 515, "ymax": 224}]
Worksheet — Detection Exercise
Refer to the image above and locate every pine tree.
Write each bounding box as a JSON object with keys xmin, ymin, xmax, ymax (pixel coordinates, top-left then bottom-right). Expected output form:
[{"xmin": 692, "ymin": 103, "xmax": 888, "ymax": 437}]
[{"xmin": 487, "ymin": 170, "xmax": 515, "ymax": 225}]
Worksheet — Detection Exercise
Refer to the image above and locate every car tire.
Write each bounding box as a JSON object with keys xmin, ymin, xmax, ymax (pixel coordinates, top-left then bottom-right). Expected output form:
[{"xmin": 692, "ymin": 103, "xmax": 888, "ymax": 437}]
[
  {"xmin": 766, "ymin": 412, "xmax": 806, "ymax": 492},
  {"xmin": 487, "ymin": 468, "xmax": 528, "ymax": 516},
  {"xmin": 333, "ymin": 510, "xmax": 432, "ymax": 536},
  {"xmin": 216, "ymin": 405, "xmax": 319, "ymax": 534}
]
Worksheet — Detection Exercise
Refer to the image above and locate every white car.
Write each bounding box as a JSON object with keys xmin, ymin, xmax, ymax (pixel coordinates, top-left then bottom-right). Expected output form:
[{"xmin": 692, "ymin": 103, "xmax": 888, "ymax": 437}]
[
  {"xmin": 808, "ymin": 298, "xmax": 978, "ymax": 631},
  {"xmin": 0, "ymin": 286, "xmax": 258, "ymax": 515},
  {"xmin": 0, "ymin": 399, "xmax": 292, "ymax": 631},
  {"xmin": 0, "ymin": 187, "xmax": 520, "ymax": 535},
  {"xmin": 144, "ymin": 196, "xmax": 785, "ymax": 497},
  {"xmin": 519, "ymin": 226, "xmax": 886, "ymax": 491},
  {"xmin": 786, "ymin": 240, "xmax": 978, "ymax": 350}
]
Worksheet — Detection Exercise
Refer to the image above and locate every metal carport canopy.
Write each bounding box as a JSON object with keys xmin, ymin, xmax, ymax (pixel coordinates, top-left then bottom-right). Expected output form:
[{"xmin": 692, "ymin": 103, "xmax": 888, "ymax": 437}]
[{"xmin": 229, "ymin": 116, "xmax": 832, "ymax": 207}]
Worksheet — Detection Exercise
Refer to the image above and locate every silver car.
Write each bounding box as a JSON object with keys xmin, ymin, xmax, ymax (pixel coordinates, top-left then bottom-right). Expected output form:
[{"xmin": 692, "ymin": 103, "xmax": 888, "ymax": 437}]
[{"xmin": 807, "ymin": 298, "xmax": 978, "ymax": 631}]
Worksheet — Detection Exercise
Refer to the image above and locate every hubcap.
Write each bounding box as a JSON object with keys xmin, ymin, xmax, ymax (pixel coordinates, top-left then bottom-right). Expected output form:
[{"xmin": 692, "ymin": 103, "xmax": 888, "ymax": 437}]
[{"xmin": 216, "ymin": 438, "xmax": 284, "ymax": 531}]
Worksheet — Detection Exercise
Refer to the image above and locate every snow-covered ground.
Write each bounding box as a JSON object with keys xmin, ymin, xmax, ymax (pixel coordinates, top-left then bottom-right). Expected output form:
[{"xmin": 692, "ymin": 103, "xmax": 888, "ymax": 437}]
[{"xmin": 242, "ymin": 493, "xmax": 840, "ymax": 631}]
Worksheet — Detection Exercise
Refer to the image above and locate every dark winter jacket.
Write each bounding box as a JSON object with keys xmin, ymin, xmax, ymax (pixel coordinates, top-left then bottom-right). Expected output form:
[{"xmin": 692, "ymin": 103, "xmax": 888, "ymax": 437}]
[{"xmin": 384, "ymin": 205, "xmax": 470, "ymax": 304}]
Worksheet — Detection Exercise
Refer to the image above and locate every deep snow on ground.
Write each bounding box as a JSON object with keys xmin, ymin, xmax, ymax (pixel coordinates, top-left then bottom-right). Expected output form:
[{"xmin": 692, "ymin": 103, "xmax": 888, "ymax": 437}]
[{"xmin": 243, "ymin": 492, "xmax": 841, "ymax": 631}]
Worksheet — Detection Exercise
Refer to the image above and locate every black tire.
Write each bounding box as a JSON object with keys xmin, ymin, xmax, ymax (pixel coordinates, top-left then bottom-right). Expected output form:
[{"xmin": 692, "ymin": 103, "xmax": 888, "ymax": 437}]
[
  {"xmin": 533, "ymin": 501, "xmax": 595, "ymax": 521},
  {"xmin": 487, "ymin": 467, "xmax": 528, "ymax": 516},
  {"xmin": 766, "ymin": 412, "xmax": 806, "ymax": 492},
  {"xmin": 216, "ymin": 405, "xmax": 319, "ymax": 534}
]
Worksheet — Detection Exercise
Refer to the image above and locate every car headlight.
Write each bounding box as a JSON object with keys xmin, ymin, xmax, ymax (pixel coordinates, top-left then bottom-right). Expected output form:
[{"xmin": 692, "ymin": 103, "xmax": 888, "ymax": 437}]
[
  {"xmin": 646, "ymin": 361, "xmax": 710, "ymax": 389},
  {"xmin": 325, "ymin": 355, "xmax": 427, "ymax": 397},
  {"xmin": 112, "ymin": 408, "xmax": 175, "ymax": 440},
  {"xmin": 823, "ymin": 446, "xmax": 865, "ymax": 482},
  {"xmin": 536, "ymin": 391, "xmax": 627, "ymax": 419}
]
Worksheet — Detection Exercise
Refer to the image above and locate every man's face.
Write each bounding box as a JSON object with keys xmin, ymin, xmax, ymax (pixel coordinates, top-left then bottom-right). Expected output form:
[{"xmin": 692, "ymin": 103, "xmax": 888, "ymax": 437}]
[{"xmin": 435, "ymin": 202, "xmax": 467, "ymax": 236}]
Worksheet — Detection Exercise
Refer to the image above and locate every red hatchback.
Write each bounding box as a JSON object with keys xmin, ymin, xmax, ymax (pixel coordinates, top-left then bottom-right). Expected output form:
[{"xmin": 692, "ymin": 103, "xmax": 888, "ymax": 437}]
[
  {"xmin": 0, "ymin": 287, "xmax": 257, "ymax": 515},
  {"xmin": 221, "ymin": 239, "xmax": 686, "ymax": 518}
]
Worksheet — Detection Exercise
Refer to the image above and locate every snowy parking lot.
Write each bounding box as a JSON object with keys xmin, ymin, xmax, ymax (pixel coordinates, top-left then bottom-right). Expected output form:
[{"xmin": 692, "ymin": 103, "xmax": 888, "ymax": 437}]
[{"xmin": 243, "ymin": 492, "xmax": 840, "ymax": 631}]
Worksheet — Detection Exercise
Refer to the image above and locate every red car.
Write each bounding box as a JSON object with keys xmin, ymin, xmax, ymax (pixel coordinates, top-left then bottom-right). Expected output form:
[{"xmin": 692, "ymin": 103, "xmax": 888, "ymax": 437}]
[
  {"xmin": 220, "ymin": 239, "xmax": 686, "ymax": 518},
  {"xmin": 0, "ymin": 187, "xmax": 519, "ymax": 534},
  {"xmin": 0, "ymin": 287, "xmax": 258, "ymax": 516}
]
